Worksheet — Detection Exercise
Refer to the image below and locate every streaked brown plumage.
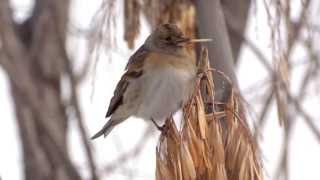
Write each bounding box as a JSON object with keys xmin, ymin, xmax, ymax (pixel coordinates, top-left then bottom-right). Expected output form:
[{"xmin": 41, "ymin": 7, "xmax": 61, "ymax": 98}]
[{"xmin": 91, "ymin": 24, "xmax": 210, "ymax": 139}]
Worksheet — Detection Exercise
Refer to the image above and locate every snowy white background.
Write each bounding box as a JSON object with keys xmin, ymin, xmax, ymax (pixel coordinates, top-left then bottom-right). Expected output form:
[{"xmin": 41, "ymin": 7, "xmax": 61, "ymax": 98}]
[{"xmin": 1, "ymin": 0, "xmax": 319, "ymax": 180}]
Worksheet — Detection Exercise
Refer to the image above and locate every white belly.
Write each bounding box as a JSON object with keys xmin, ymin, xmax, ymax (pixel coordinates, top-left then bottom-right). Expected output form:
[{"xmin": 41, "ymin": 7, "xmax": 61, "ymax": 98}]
[{"xmin": 135, "ymin": 67, "xmax": 195, "ymax": 122}]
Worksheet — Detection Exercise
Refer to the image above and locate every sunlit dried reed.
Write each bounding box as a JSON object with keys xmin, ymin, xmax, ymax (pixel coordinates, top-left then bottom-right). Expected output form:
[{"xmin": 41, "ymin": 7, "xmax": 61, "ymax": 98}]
[{"xmin": 156, "ymin": 48, "xmax": 263, "ymax": 180}]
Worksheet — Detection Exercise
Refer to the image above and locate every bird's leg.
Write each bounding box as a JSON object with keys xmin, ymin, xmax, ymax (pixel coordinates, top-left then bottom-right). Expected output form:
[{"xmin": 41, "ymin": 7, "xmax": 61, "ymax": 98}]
[
  {"xmin": 151, "ymin": 118, "xmax": 169, "ymax": 134},
  {"xmin": 151, "ymin": 118, "xmax": 162, "ymax": 130}
]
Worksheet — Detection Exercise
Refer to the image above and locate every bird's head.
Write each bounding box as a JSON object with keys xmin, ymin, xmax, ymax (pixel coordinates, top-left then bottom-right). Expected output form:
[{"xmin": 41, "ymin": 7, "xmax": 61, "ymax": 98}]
[
  {"xmin": 145, "ymin": 24, "xmax": 211, "ymax": 53},
  {"xmin": 145, "ymin": 24, "xmax": 189, "ymax": 51}
]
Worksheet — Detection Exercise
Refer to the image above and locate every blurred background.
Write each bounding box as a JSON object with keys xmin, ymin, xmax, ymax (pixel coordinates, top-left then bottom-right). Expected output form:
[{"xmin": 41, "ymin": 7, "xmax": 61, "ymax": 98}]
[{"xmin": 0, "ymin": 0, "xmax": 320, "ymax": 180}]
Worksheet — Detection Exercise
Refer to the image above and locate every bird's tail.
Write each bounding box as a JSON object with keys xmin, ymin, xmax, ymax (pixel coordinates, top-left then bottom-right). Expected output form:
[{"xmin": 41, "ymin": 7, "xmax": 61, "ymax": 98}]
[{"xmin": 91, "ymin": 118, "xmax": 120, "ymax": 140}]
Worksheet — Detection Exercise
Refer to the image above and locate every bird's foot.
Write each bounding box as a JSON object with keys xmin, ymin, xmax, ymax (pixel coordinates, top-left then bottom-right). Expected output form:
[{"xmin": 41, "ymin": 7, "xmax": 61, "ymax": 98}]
[
  {"xmin": 158, "ymin": 123, "xmax": 169, "ymax": 135},
  {"xmin": 151, "ymin": 118, "xmax": 169, "ymax": 135}
]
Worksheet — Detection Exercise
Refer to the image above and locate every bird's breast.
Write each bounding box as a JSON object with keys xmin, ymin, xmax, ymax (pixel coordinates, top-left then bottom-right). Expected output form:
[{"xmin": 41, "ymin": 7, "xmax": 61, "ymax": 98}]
[
  {"xmin": 135, "ymin": 57, "xmax": 196, "ymax": 122},
  {"xmin": 144, "ymin": 51, "xmax": 196, "ymax": 71}
]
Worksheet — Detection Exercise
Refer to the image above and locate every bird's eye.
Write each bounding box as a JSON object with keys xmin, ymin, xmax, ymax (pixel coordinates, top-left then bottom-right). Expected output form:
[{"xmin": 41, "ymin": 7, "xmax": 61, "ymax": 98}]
[{"xmin": 165, "ymin": 36, "xmax": 171, "ymax": 41}]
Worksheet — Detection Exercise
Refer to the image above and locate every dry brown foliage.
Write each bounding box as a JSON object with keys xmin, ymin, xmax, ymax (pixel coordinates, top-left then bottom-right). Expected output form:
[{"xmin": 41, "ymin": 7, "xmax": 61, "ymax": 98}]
[
  {"xmin": 156, "ymin": 48, "xmax": 263, "ymax": 180},
  {"xmin": 124, "ymin": 0, "xmax": 195, "ymax": 48}
]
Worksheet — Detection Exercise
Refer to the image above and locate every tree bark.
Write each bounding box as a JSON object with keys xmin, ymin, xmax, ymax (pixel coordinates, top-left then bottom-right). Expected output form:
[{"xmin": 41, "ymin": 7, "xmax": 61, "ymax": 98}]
[
  {"xmin": 195, "ymin": 2, "xmax": 261, "ymax": 180},
  {"xmin": 222, "ymin": 0, "xmax": 251, "ymax": 64},
  {"xmin": 195, "ymin": 0, "xmax": 239, "ymax": 103},
  {"xmin": 0, "ymin": 0, "xmax": 82, "ymax": 179}
]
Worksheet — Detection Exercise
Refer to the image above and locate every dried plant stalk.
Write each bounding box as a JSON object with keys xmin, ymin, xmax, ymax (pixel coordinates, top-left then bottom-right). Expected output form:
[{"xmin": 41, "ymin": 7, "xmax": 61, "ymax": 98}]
[
  {"xmin": 156, "ymin": 48, "xmax": 263, "ymax": 180},
  {"xmin": 124, "ymin": 0, "xmax": 140, "ymax": 49}
]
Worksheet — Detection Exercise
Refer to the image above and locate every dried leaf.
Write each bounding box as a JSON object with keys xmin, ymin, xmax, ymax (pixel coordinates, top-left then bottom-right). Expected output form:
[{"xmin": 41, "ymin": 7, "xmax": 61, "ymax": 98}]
[
  {"xmin": 277, "ymin": 59, "xmax": 289, "ymax": 86},
  {"xmin": 180, "ymin": 142, "xmax": 196, "ymax": 179},
  {"xmin": 124, "ymin": 0, "xmax": 140, "ymax": 49},
  {"xmin": 196, "ymin": 96, "xmax": 208, "ymax": 139},
  {"xmin": 275, "ymin": 87, "xmax": 286, "ymax": 126},
  {"xmin": 156, "ymin": 47, "xmax": 262, "ymax": 180}
]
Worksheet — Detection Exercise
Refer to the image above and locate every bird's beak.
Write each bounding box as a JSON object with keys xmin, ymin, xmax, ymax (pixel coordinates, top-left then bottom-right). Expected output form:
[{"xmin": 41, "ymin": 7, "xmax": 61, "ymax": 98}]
[
  {"xmin": 176, "ymin": 37, "xmax": 212, "ymax": 45},
  {"xmin": 188, "ymin": 38, "xmax": 212, "ymax": 43},
  {"xmin": 176, "ymin": 37, "xmax": 191, "ymax": 43}
]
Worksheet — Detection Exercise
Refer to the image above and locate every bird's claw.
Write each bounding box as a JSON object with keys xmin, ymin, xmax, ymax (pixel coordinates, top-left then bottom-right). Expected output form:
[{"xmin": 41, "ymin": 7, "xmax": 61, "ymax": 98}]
[
  {"xmin": 158, "ymin": 123, "xmax": 169, "ymax": 135},
  {"xmin": 151, "ymin": 118, "xmax": 169, "ymax": 135}
]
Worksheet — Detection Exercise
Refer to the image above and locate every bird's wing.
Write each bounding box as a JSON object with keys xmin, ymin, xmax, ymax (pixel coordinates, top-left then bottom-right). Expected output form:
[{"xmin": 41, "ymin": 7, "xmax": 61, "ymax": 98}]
[
  {"xmin": 105, "ymin": 45, "xmax": 149, "ymax": 117},
  {"xmin": 125, "ymin": 44, "xmax": 149, "ymax": 70}
]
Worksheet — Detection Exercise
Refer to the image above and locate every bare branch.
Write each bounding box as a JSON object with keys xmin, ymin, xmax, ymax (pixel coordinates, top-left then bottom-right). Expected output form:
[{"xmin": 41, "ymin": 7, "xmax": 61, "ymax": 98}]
[
  {"xmin": 254, "ymin": 89, "xmax": 274, "ymax": 140},
  {"xmin": 55, "ymin": 15, "xmax": 99, "ymax": 179},
  {"xmin": 103, "ymin": 127, "xmax": 153, "ymax": 176}
]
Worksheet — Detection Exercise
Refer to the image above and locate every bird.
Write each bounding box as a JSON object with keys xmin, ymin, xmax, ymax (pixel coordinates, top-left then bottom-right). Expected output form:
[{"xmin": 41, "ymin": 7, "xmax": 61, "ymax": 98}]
[{"xmin": 91, "ymin": 24, "xmax": 211, "ymax": 139}]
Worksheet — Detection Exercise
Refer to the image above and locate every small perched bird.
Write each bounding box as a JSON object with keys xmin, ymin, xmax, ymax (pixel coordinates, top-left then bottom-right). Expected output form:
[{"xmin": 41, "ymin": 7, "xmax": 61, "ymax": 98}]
[{"xmin": 92, "ymin": 24, "xmax": 211, "ymax": 139}]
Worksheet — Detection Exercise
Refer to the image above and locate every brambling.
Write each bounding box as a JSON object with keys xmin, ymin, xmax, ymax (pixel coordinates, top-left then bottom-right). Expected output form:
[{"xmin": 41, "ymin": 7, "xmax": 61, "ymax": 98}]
[{"xmin": 92, "ymin": 24, "xmax": 211, "ymax": 139}]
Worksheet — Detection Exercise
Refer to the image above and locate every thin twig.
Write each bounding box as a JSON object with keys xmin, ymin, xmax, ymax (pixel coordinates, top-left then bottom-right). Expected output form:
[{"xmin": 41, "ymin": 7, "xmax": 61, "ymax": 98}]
[
  {"xmin": 253, "ymin": 89, "xmax": 274, "ymax": 140},
  {"xmin": 55, "ymin": 16, "xmax": 99, "ymax": 179},
  {"xmin": 103, "ymin": 127, "xmax": 154, "ymax": 176}
]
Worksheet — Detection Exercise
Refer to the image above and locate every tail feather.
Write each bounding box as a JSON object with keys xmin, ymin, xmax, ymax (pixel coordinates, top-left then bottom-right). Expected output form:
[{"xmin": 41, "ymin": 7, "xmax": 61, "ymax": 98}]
[{"xmin": 91, "ymin": 119, "xmax": 117, "ymax": 140}]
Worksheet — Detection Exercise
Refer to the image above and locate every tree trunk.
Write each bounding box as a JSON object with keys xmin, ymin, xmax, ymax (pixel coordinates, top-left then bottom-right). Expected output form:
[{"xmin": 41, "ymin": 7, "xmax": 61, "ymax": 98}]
[
  {"xmin": 0, "ymin": 0, "xmax": 81, "ymax": 179},
  {"xmin": 195, "ymin": 0, "xmax": 239, "ymax": 103},
  {"xmin": 195, "ymin": 1, "xmax": 261, "ymax": 179},
  {"xmin": 222, "ymin": 0, "xmax": 251, "ymax": 64}
]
